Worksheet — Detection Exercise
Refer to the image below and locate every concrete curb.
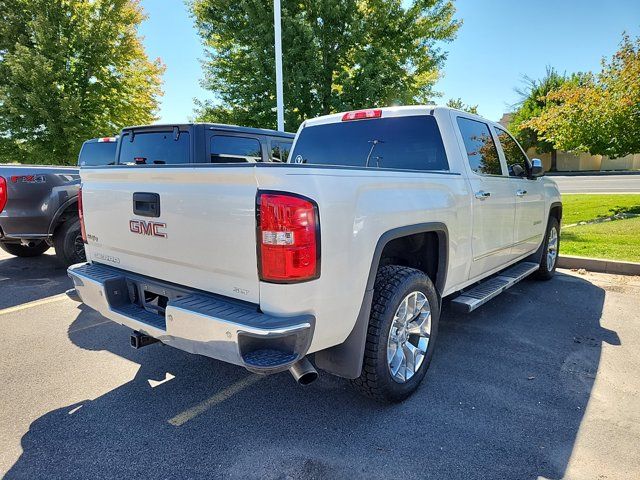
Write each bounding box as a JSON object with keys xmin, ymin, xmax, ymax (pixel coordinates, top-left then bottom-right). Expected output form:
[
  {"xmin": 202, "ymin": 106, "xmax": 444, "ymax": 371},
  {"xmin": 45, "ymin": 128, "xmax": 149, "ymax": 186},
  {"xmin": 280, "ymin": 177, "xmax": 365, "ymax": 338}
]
[{"xmin": 558, "ymin": 255, "xmax": 640, "ymax": 276}]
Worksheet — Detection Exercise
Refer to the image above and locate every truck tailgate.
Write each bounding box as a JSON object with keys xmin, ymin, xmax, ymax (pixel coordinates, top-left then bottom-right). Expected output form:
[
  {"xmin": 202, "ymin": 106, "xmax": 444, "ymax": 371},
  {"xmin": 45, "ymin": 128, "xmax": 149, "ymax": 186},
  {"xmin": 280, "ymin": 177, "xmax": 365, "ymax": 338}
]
[{"xmin": 81, "ymin": 166, "xmax": 260, "ymax": 303}]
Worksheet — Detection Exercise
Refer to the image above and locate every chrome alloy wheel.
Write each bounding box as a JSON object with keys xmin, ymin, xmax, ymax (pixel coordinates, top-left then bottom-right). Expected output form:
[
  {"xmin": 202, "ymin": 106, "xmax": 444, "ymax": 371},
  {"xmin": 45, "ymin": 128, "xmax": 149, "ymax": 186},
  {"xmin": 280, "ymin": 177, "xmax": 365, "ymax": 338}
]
[
  {"xmin": 547, "ymin": 226, "xmax": 558, "ymax": 269},
  {"xmin": 386, "ymin": 291, "xmax": 432, "ymax": 383}
]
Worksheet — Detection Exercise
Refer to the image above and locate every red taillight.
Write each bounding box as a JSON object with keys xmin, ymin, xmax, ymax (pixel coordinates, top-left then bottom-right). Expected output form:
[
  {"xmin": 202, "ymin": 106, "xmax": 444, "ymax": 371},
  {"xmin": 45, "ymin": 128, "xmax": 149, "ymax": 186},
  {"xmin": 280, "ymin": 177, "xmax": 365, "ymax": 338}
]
[
  {"xmin": 341, "ymin": 109, "xmax": 382, "ymax": 121},
  {"xmin": 257, "ymin": 192, "xmax": 319, "ymax": 283},
  {"xmin": 78, "ymin": 187, "xmax": 87, "ymax": 243},
  {"xmin": 0, "ymin": 177, "xmax": 7, "ymax": 213},
  {"xmin": 98, "ymin": 137, "xmax": 116, "ymax": 142}
]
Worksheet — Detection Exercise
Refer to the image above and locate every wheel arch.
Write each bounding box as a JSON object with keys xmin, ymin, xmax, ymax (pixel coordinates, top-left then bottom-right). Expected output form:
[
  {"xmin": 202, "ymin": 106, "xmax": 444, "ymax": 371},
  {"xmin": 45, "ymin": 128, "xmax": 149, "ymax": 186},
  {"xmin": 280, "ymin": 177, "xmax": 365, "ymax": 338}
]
[
  {"xmin": 48, "ymin": 196, "xmax": 78, "ymax": 236},
  {"xmin": 314, "ymin": 222, "xmax": 449, "ymax": 379},
  {"xmin": 549, "ymin": 201, "xmax": 562, "ymax": 224},
  {"xmin": 525, "ymin": 201, "xmax": 563, "ymax": 265},
  {"xmin": 367, "ymin": 223, "xmax": 448, "ymax": 295}
]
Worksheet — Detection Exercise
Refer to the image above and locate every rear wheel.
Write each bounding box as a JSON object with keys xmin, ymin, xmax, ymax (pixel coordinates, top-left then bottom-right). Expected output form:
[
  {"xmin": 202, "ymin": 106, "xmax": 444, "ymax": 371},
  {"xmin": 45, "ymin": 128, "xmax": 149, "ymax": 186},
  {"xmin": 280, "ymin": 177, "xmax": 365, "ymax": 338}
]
[
  {"xmin": 53, "ymin": 218, "xmax": 86, "ymax": 266},
  {"xmin": 0, "ymin": 240, "xmax": 50, "ymax": 257},
  {"xmin": 535, "ymin": 216, "xmax": 560, "ymax": 280},
  {"xmin": 351, "ymin": 265, "xmax": 440, "ymax": 403}
]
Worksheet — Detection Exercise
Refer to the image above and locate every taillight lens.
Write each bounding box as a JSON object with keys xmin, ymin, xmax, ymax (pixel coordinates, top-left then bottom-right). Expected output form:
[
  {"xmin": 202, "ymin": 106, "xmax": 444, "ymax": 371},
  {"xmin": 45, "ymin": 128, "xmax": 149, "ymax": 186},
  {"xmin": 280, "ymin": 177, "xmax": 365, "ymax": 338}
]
[
  {"xmin": 0, "ymin": 177, "xmax": 6, "ymax": 213},
  {"xmin": 258, "ymin": 192, "xmax": 319, "ymax": 282},
  {"xmin": 78, "ymin": 187, "xmax": 87, "ymax": 243}
]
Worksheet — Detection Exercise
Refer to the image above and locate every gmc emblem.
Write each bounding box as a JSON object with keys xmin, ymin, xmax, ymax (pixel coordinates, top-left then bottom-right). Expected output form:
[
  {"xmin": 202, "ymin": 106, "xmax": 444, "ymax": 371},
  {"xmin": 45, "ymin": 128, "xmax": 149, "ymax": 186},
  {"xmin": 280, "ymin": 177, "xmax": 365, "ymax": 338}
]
[{"xmin": 129, "ymin": 220, "xmax": 167, "ymax": 238}]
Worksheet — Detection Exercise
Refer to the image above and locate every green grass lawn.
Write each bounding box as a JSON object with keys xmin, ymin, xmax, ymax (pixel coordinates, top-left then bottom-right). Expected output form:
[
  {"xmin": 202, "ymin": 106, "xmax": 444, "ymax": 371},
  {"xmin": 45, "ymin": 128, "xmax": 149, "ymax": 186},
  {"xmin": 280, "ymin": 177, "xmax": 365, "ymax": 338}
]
[
  {"xmin": 561, "ymin": 216, "xmax": 640, "ymax": 262},
  {"xmin": 561, "ymin": 194, "xmax": 640, "ymax": 225},
  {"xmin": 560, "ymin": 194, "xmax": 640, "ymax": 262}
]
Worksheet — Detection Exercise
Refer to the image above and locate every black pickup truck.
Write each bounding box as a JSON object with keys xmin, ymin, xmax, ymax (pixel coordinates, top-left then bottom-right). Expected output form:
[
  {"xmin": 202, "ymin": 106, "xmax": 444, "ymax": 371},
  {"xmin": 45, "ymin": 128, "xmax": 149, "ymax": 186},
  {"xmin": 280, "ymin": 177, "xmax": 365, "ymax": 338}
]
[
  {"xmin": 0, "ymin": 125, "xmax": 294, "ymax": 266},
  {"xmin": 0, "ymin": 137, "xmax": 118, "ymax": 265}
]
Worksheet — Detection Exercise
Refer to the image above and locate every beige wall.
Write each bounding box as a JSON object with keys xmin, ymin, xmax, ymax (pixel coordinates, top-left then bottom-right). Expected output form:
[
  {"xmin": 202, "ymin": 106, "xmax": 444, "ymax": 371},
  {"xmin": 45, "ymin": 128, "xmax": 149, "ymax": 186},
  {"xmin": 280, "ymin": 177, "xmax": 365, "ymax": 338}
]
[
  {"xmin": 600, "ymin": 153, "xmax": 640, "ymax": 171},
  {"xmin": 556, "ymin": 151, "xmax": 602, "ymax": 171},
  {"xmin": 526, "ymin": 149, "xmax": 640, "ymax": 172}
]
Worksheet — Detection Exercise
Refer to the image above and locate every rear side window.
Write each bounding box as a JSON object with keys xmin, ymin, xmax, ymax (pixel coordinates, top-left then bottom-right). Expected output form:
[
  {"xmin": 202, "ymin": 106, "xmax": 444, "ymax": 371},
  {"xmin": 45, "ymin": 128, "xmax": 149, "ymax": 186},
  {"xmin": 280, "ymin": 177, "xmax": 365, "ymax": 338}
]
[
  {"xmin": 290, "ymin": 116, "xmax": 449, "ymax": 171},
  {"xmin": 271, "ymin": 140, "xmax": 292, "ymax": 162},
  {"xmin": 495, "ymin": 127, "xmax": 530, "ymax": 177},
  {"xmin": 456, "ymin": 117, "xmax": 502, "ymax": 176},
  {"xmin": 210, "ymin": 135, "xmax": 262, "ymax": 163},
  {"xmin": 118, "ymin": 131, "xmax": 190, "ymax": 165},
  {"xmin": 78, "ymin": 142, "xmax": 117, "ymax": 166}
]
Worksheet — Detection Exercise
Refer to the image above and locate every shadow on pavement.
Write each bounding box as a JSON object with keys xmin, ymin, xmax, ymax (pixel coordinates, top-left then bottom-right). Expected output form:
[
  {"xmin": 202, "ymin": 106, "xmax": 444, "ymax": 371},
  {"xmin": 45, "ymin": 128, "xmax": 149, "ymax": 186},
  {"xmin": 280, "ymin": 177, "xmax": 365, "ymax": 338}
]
[
  {"xmin": 0, "ymin": 252, "xmax": 72, "ymax": 309},
  {"xmin": 6, "ymin": 272, "xmax": 619, "ymax": 479}
]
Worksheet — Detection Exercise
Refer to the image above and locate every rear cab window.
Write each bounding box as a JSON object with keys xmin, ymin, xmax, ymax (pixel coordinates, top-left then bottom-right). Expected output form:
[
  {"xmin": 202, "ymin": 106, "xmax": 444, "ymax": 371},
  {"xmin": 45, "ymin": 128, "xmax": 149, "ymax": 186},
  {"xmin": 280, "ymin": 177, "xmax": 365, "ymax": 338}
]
[
  {"xmin": 290, "ymin": 115, "xmax": 449, "ymax": 171},
  {"xmin": 118, "ymin": 130, "xmax": 191, "ymax": 165},
  {"xmin": 271, "ymin": 140, "xmax": 292, "ymax": 162},
  {"xmin": 210, "ymin": 135, "xmax": 262, "ymax": 163},
  {"xmin": 456, "ymin": 117, "xmax": 503, "ymax": 176},
  {"xmin": 78, "ymin": 141, "xmax": 118, "ymax": 166}
]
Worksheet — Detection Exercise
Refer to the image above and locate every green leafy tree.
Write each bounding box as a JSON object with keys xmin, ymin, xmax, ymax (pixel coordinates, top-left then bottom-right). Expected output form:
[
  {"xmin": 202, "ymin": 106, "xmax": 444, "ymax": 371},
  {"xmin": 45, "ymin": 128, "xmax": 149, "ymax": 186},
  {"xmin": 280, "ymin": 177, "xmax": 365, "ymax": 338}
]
[
  {"xmin": 525, "ymin": 34, "xmax": 640, "ymax": 159},
  {"xmin": 507, "ymin": 67, "xmax": 572, "ymax": 171},
  {"xmin": 446, "ymin": 97, "xmax": 478, "ymax": 114},
  {"xmin": 0, "ymin": 0, "xmax": 164, "ymax": 165},
  {"xmin": 191, "ymin": 0, "xmax": 460, "ymax": 130}
]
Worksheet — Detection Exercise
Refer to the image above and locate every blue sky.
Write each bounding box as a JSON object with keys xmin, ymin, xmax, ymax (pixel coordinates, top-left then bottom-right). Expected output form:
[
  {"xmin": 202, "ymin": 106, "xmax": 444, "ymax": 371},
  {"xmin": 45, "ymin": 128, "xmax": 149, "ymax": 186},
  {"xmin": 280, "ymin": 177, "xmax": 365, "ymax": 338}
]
[{"xmin": 139, "ymin": 0, "xmax": 640, "ymax": 124}]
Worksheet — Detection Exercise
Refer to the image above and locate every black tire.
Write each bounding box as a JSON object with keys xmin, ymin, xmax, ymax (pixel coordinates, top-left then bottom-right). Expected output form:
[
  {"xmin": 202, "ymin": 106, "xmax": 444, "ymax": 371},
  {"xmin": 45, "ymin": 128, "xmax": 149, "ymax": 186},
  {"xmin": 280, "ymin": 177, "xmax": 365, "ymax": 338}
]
[
  {"xmin": 0, "ymin": 240, "xmax": 50, "ymax": 257},
  {"xmin": 351, "ymin": 265, "xmax": 440, "ymax": 403},
  {"xmin": 53, "ymin": 218, "xmax": 86, "ymax": 266},
  {"xmin": 535, "ymin": 216, "xmax": 560, "ymax": 281}
]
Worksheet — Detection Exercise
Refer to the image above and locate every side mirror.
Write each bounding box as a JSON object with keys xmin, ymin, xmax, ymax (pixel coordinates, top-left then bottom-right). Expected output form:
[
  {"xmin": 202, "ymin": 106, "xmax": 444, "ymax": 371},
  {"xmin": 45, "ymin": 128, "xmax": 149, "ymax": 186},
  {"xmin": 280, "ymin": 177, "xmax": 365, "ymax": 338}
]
[{"xmin": 530, "ymin": 158, "xmax": 544, "ymax": 178}]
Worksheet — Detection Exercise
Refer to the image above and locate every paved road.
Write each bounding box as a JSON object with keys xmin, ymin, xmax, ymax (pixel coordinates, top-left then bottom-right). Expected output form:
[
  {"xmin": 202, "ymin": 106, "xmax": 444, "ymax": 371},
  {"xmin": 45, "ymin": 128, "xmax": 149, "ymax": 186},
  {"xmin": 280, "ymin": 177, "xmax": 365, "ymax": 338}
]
[
  {"xmin": 1, "ymin": 250, "xmax": 639, "ymax": 479},
  {"xmin": 550, "ymin": 174, "xmax": 640, "ymax": 193}
]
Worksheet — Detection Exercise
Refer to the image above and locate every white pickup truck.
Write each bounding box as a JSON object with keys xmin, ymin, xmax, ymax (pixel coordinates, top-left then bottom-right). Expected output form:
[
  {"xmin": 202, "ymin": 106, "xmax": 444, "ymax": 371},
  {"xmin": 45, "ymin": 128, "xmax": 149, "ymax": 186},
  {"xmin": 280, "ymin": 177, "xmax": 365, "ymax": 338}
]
[{"xmin": 68, "ymin": 107, "xmax": 562, "ymax": 402}]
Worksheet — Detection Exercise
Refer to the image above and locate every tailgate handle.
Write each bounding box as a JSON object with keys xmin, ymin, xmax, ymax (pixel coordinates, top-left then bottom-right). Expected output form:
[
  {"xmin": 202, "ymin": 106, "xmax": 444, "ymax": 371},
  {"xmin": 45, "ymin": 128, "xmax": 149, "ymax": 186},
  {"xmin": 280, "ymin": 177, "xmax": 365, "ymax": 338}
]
[{"xmin": 133, "ymin": 192, "xmax": 160, "ymax": 218}]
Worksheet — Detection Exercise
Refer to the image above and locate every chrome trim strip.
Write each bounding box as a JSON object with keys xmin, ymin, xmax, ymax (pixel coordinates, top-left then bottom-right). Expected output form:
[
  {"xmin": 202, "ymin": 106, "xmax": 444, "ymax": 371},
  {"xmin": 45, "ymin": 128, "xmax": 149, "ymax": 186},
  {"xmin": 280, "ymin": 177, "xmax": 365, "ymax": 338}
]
[{"xmin": 472, "ymin": 234, "xmax": 543, "ymax": 262}]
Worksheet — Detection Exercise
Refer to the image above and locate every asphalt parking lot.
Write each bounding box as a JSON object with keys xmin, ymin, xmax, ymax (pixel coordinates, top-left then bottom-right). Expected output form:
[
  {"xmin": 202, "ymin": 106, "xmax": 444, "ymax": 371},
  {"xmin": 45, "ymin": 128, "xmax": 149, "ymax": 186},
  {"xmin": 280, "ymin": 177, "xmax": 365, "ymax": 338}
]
[{"xmin": 1, "ymin": 250, "xmax": 639, "ymax": 480}]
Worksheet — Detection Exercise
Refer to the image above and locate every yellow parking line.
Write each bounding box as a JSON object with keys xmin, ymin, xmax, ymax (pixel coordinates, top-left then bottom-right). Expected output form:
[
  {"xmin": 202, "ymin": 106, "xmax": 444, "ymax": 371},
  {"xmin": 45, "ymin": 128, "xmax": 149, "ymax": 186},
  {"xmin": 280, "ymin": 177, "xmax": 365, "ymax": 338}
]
[
  {"xmin": 168, "ymin": 374, "xmax": 262, "ymax": 427},
  {"xmin": 68, "ymin": 320, "xmax": 112, "ymax": 333},
  {"xmin": 0, "ymin": 293, "xmax": 68, "ymax": 316}
]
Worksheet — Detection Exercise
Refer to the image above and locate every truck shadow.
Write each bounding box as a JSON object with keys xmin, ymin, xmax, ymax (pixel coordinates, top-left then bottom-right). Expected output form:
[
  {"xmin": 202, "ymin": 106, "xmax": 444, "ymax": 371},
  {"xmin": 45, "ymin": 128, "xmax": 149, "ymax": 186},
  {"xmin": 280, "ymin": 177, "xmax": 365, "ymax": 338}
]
[
  {"xmin": 6, "ymin": 272, "xmax": 618, "ymax": 479},
  {"xmin": 0, "ymin": 252, "xmax": 72, "ymax": 309}
]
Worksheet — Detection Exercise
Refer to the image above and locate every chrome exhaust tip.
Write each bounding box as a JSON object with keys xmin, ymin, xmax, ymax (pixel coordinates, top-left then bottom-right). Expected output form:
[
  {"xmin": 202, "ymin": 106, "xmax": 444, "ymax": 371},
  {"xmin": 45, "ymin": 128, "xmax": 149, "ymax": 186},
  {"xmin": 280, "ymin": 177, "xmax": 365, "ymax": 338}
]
[{"xmin": 289, "ymin": 357, "xmax": 318, "ymax": 385}]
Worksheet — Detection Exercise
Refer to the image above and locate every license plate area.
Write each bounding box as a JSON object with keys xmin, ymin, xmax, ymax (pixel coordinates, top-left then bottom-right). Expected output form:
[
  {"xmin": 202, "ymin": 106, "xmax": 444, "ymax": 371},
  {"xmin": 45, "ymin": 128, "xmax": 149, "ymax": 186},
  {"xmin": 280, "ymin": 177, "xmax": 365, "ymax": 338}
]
[{"xmin": 126, "ymin": 279, "xmax": 187, "ymax": 319}]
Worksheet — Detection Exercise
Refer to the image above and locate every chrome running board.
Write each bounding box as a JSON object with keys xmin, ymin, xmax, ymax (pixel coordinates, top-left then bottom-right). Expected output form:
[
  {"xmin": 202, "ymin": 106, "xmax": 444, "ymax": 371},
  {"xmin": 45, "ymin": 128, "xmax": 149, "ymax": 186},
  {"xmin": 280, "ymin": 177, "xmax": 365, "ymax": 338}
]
[{"xmin": 451, "ymin": 262, "xmax": 539, "ymax": 313}]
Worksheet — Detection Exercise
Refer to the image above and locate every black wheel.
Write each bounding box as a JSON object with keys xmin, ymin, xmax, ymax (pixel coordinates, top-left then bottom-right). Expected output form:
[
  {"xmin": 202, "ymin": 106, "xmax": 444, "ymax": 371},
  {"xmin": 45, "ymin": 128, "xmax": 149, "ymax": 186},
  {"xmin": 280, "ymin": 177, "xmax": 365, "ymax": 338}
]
[
  {"xmin": 53, "ymin": 218, "xmax": 86, "ymax": 266},
  {"xmin": 535, "ymin": 216, "xmax": 560, "ymax": 281},
  {"xmin": 351, "ymin": 265, "xmax": 440, "ymax": 403},
  {"xmin": 0, "ymin": 240, "xmax": 50, "ymax": 257}
]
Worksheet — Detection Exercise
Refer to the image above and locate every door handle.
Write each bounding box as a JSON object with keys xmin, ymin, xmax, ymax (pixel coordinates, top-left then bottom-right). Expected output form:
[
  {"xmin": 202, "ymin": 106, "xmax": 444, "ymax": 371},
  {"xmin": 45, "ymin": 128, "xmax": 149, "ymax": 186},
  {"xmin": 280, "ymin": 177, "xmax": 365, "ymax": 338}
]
[
  {"xmin": 474, "ymin": 190, "xmax": 491, "ymax": 200},
  {"xmin": 133, "ymin": 192, "xmax": 161, "ymax": 217},
  {"xmin": 516, "ymin": 189, "xmax": 527, "ymax": 197}
]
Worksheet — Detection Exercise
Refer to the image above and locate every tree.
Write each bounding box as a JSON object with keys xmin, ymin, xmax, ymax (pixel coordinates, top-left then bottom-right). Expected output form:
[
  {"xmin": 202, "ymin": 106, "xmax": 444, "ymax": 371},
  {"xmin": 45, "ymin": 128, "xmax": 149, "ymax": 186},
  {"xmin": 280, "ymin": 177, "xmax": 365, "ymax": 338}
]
[
  {"xmin": 191, "ymin": 0, "xmax": 460, "ymax": 130},
  {"xmin": 0, "ymin": 0, "xmax": 164, "ymax": 165},
  {"xmin": 507, "ymin": 67, "xmax": 573, "ymax": 171},
  {"xmin": 446, "ymin": 97, "xmax": 478, "ymax": 114},
  {"xmin": 524, "ymin": 34, "xmax": 640, "ymax": 159}
]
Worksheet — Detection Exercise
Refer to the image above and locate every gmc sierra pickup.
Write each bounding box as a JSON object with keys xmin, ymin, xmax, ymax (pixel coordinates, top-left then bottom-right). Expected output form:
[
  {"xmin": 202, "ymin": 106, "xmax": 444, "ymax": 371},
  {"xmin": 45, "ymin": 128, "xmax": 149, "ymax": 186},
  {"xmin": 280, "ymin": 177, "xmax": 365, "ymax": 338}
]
[{"xmin": 68, "ymin": 107, "xmax": 562, "ymax": 402}]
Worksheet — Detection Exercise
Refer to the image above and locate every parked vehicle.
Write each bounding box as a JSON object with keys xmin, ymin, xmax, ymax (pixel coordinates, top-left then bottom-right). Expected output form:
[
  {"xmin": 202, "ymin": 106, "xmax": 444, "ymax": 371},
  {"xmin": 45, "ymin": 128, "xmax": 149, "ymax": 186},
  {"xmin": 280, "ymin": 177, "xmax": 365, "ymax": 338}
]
[
  {"xmin": 1, "ymin": 125, "xmax": 293, "ymax": 266},
  {"xmin": 68, "ymin": 107, "xmax": 561, "ymax": 402},
  {"xmin": 115, "ymin": 124, "xmax": 294, "ymax": 165},
  {"xmin": 0, "ymin": 137, "xmax": 118, "ymax": 265}
]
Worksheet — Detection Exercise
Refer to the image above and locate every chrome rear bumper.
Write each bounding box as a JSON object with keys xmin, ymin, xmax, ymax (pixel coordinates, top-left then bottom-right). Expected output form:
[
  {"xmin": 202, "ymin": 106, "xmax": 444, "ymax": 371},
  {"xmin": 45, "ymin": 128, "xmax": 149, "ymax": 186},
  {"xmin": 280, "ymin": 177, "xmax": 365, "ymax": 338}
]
[{"xmin": 67, "ymin": 262, "xmax": 314, "ymax": 374}]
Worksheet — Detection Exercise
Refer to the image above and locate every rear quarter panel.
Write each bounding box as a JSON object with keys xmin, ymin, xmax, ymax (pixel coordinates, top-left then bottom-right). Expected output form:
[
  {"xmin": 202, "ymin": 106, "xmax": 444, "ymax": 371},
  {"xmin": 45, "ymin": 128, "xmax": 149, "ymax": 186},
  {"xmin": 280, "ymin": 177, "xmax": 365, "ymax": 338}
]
[
  {"xmin": 255, "ymin": 165, "xmax": 472, "ymax": 352},
  {"xmin": 0, "ymin": 166, "xmax": 79, "ymax": 239}
]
